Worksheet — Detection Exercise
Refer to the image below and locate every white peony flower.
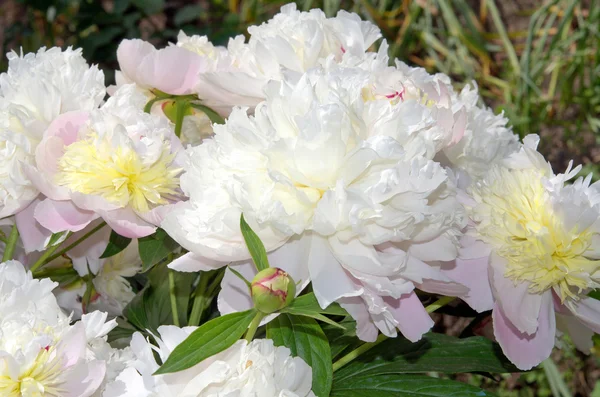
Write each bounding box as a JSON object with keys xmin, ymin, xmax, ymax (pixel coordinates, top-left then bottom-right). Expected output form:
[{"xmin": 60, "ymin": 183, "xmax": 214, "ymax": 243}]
[
  {"xmin": 196, "ymin": 4, "xmax": 386, "ymax": 111},
  {"xmin": 0, "ymin": 260, "xmax": 117, "ymax": 397},
  {"xmin": 0, "ymin": 47, "xmax": 105, "ymax": 218},
  {"xmin": 445, "ymin": 135, "xmax": 600, "ymax": 370},
  {"xmin": 163, "ymin": 64, "xmax": 467, "ymax": 342},
  {"xmin": 104, "ymin": 326, "xmax": 314, "ymax": 397},
  {"xmin": 25, "ymin": 84, "xmax": 184, "ymax": 239},
  {"xmin": 442, "ymin": 82, "xmax": 520, "ymax": 187}
]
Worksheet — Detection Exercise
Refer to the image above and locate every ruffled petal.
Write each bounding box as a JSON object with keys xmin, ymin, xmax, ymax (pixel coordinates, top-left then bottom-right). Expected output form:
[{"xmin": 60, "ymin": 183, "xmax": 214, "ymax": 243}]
[{"xmin": 492, "ymin": 291, "xmax": 555, "ymax": 371}]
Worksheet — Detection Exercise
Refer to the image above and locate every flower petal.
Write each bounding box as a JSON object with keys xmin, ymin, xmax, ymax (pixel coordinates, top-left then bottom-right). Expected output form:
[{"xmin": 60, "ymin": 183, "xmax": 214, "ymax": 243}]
[
  {"xmin": 440, "ymin": 256, "xmax": 494, "ymax": 313},
  {"xmin": 34, "ymin": 198, "xmax": 97, "ymax": 233},
  {"xmin": 492, "ymin": 291, "xmax": 555, "ymax": 371},
  {"xmin": 489, "ymin": 253, "xmax": 542, "ymax": 335},
  {"xmin": 15, "ymin": 197, "xmax": 52, "ymax": 253}
]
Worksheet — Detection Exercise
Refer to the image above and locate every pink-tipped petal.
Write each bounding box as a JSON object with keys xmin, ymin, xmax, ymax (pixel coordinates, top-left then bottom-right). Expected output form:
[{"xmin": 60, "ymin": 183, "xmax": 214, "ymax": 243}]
[
  {"xmin": 34, "ymin": 199, "xmax": 97, "ymax": 233},
  {"xmin": 116, "ymin": 39, "xmax": 156, "ymax": 86},
  {"xmin": 492, "ymin": 292, "xmax": 555, "ymax": 371},
  {"xmin": 489, "ymin": 253, "xmax": 542, "ymax": 335},
  {"xmin": 389, "ymin": 291, "xmax": 434, "ymax": 342},
  {"xmin": 440, "ymin": 256, "xmax": 494, "ymax": 313},
  {"xmin": 45, "ymin": 111, "xmax": 88, "ymax": 143},
  {"xmin": 404, "ymin": 256, "xmax": 468, "ymax": 297},
  {"xmin": 15, "ymin": 197, "xmax": 52, "ymax": 253},
  {"xmin": 101, "ymin": 208, "xmax": 156, "ymax": 238},
  {"xmin": 138, "ymin": 46, "xmax": 203, "ymax": 95}
]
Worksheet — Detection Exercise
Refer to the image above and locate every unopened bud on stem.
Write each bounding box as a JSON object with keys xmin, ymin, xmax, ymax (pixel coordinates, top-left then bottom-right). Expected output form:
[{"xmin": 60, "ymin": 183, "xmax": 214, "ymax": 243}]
[{"xmin": 250, "ymin": 267, "xmax": 296, "ymax": 314}]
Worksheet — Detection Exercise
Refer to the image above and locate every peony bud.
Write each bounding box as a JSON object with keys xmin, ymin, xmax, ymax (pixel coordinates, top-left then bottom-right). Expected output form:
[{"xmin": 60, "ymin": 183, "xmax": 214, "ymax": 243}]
[{"xmin": 250, "ymin": 267, "xmax": 296, "ymax": 314}]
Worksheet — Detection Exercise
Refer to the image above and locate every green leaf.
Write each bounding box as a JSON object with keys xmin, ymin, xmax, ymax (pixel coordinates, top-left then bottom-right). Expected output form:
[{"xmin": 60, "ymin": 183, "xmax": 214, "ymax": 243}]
[
  {"xmin": 240, "ymin": 214, "xmax": 269, "ymax": 271},
  {"xmin": 267, "ymin": 314, "xmax": 332, "ymax": 397},
  {"xmin": 174, "ymin": 5, "xmax": 203, "ymax": 26},
  {"xmin": 331, "ymin": 373, "xmax": 496, "ymax": 396},
  {"xmin": 334, "ymin": 333, "xmax": 520, "ymax": 382},
  {"xmin": 283, "ymin": 292, "xmax": 348, "ymax": 316},
  {"xmin": 155, "ymin": 309, "xmax": 257, "ymax": 374},
  {"xmin": 138, "ymin": 228, "xmax": 179, "ymax": 272},
  {"xmin": 190, "ymin": 103, "xmax": 226, "ymax": 125},
  {"xmin": 322, "ymin": 317, "xmax": 361, "ymax": 359},
  {"xmin": 124, "ymin": 263, "xmax": 194, "ymax": 333},
  {"xmin": 279, "ymin": 292, "xmax": 348, "ymax": 329},
  {"xmin": 100, "ymin": 230, "xmax": 132, "ymax": 258}
]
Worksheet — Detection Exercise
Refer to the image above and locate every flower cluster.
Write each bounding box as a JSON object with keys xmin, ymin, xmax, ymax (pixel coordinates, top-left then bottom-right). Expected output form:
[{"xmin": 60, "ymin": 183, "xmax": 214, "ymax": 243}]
[{"xmin": 1, "ymin": 3, "xmax": 599, "ymax": 396}]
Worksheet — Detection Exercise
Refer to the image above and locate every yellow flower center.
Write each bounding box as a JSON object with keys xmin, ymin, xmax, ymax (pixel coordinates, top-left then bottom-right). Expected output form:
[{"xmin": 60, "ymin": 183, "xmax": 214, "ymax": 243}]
[
  {"xmin": 56, "ymin": 133, "xmax": 181, "ymax": 213},
  {"xmin": 0, "ymin": 348, "xmax": 65, "ymax": 397},
  {"xmin": 471, "ymin": 167, "xmax": 600, "ymax": 302}
]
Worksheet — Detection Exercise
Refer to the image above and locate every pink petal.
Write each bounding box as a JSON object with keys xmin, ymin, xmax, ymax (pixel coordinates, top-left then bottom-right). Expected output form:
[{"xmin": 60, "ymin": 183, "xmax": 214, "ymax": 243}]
[
  {"xmin": 492, "ymin": 292, "xmax": 555, "ymax": 371},
  {"xmin": 34, "ymin": 199, "xmax": 97, "ymax": 233},
  {"xmin": 440, "ymin": 256, "xmax": 494, "ymax": 313},
  {"xmin": 458, "ymin": 235, "xmax": 492, "ymax": 259},
  {"xmin": 404, "ymin": 256, "xmax": 468, "ymax": 297},
  {"xmin": 138, "ymin": 46, "xmax": 203, "ymax": 95},
  {"xmin": 556, "ymin": 313, "xmax": 594, "ymax": 353},
  {"xmin": 71, "ymin": 192, "xmax": 121, "ymax": 212},
  {"xmin": 44, "ymin": 110, "xmax": 88, "ymax": 143},
  {"xmin": 388, "ymin": 291, "xmax": 434, "ymax": 342},
  {"xmin": 100, "ymin": 208, "xmax": 156, "ymax": 238},
  {"xmin": 116, "ymin": 39, "xmax": 156, "ymax": 86},
  {"xmin": 489, "ymin": 253, "xmax": 542, "ymax": 335},
  {"xmin": 15, "ymin": 197, "xmax": 53, "ymax": 253}
]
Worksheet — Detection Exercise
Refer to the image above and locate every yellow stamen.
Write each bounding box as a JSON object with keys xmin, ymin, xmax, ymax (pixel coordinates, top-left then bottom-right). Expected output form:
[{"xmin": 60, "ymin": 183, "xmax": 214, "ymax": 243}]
[
  {"xmin": 56, "ymin": 133, "xmax": 181, "ymax": 212},
  {"xmin": 471, "ymin": 167, "xmax": 600, "ymax": 302}
]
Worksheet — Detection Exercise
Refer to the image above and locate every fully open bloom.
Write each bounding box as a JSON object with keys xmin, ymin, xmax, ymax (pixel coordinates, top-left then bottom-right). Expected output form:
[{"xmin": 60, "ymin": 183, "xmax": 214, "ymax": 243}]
[
  {"xmin": 0, "ymin": 260, "xmax": 119, "ymax": 396},
  {"xmin": 447, "ymin": 135, "xmax": 600, "ymax": 370},
  {"xmin": 0, "ymin": 47, "xmax": 105, "ymax": 219},
  {"xmin": 25, "ymin": 84, "xmax": 184, "ymax": 238},
  {"xmin": 104, "ymin": 327, "xmax": 314, "ymax": 396},
  {"xmin": 196, "ymin": 4, "xmax": 386, "ymax": 112},
  {"xmin": 163, "ymin": 63, "xmax": 468, "ymax": 342}
]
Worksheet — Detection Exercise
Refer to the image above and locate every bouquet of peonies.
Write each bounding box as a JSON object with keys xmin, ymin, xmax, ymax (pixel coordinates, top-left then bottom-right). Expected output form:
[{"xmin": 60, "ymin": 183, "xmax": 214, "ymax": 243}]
[{"xmin": 1, "ymin": 4, "xmax": 599, "ymax": 396}]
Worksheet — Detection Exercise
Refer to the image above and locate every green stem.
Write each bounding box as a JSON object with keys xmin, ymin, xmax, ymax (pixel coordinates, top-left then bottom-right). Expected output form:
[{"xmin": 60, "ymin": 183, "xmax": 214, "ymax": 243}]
[
  {"xmin": 188, "ymin": 272, "xmax": 211, "ymax": 327},
  {"xmin": 331, "ymin": 295, "xmax": 456, "ymax": 372},
  {"xmin": 44, "ymin": 221, "xmax": 107, "ymax": 264},
  {"xmin": 169, "ymin": 269, "xmax": 180, "ymax": 327},
  {"xmin": 30, "ymin": 243, "xmax": 62, "ymax": 273},
  {"xmin": 174, "ymin": 100, "xmax": 188, "ymax": 138},
  {"xmin": 244, "ymin": 311, "xmax": 265, "ymax": 342},
  {"xmin": 2, "ymin": 224, "xmax": 20, "ymax": 262}
]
